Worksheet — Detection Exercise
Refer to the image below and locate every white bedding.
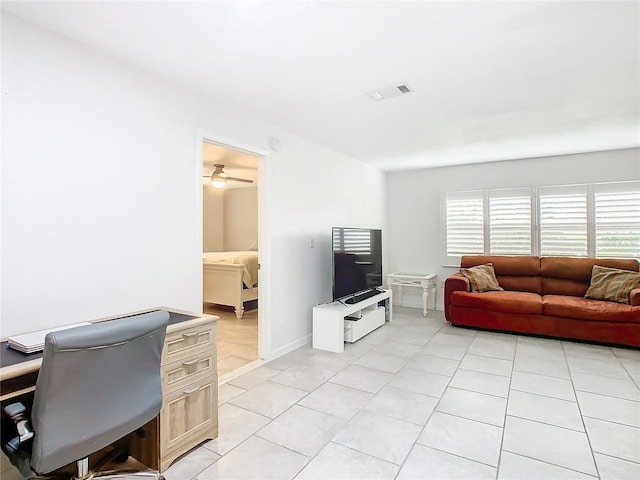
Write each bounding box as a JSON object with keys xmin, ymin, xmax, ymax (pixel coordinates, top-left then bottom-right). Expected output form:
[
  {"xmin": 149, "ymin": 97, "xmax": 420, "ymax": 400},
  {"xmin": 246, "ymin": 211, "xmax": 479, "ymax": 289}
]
[{"xmin": 202, "ymin": 251, "xmax": 259, "ymax": 287}]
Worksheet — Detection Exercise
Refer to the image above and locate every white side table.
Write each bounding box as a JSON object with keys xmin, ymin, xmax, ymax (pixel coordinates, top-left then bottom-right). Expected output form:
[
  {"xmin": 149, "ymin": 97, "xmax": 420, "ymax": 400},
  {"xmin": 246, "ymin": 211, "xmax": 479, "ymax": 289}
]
[{"xmin": 386, "ymin": 272, "xmax": 437, "ymax": 316}]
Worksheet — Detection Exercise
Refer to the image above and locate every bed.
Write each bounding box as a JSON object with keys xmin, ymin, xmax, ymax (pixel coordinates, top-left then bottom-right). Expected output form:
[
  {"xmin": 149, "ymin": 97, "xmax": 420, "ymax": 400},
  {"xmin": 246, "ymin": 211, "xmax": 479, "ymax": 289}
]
[{"xmin": 203, "ymin": 251, "xmax": 259, "ymax": 319}]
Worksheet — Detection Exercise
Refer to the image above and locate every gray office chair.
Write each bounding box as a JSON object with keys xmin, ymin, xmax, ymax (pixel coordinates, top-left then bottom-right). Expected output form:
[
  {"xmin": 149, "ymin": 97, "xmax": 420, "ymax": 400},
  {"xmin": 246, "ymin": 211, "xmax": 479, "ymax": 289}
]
[{"xmin": 1, "ymin": 310, "xmax": 169, "ymax": 480}]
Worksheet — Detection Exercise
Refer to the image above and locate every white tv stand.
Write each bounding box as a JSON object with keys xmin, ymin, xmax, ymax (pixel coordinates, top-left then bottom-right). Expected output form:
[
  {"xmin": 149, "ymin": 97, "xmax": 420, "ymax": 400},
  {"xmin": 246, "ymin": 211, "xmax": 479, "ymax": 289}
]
[{"xmin": 312, "ymin": 289, "xmax": 393, "ymax": 353}]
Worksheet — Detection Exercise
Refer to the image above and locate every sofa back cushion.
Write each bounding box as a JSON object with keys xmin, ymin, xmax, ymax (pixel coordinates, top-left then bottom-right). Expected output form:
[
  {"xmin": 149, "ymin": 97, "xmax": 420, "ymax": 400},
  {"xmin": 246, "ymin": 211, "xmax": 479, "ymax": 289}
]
[
  {"xmin": 460, "ymin": 256, "xmax": 541, "ymax": 294},
  {"xmin": 541, "ymin": 257, "xmax": 639, "ymax": 297}
]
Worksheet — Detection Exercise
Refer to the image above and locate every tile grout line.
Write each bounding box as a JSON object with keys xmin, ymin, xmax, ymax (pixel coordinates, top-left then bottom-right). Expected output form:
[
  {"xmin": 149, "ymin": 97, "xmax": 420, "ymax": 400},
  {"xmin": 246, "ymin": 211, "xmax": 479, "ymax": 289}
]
[
  {"xmin": 391, "ymin": 322, "xmax": 465, "ymax": 479},
  {"xmin": 563, "ymin": 339, "xmax": 601, "ymax": 479},
  {"xmin": 581, "ymin": 414, "xmax": 640, "ymax": 430},
  {"xmin": 500, "ymin": 449, "xmax": 599, "ymax": 479},
  {"xmin": 612, "ymin": 348, "xmax": 640, "ymax": 390},
  {"xmin": 495, "ymin": 337, "xmax": 517, "ymax": 480},
  {"xmin": 591, "ymin": 451, "xmax": 640, "ymax": 467}
]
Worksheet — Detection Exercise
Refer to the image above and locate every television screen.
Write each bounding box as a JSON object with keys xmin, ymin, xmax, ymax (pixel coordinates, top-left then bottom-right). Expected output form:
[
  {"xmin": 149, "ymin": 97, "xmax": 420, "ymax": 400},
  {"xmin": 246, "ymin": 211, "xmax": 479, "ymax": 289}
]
[{"xmin": 332, "ymin": 227, "xmax": 383, "ymax": 301}]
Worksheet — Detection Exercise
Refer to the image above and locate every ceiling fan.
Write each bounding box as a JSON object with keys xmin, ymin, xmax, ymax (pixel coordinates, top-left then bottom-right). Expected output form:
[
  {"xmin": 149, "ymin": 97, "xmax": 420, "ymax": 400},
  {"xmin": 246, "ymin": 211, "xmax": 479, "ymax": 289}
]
[{"xmin": 204, "ymin": 164, "xmax": 253, "ymax": 188}]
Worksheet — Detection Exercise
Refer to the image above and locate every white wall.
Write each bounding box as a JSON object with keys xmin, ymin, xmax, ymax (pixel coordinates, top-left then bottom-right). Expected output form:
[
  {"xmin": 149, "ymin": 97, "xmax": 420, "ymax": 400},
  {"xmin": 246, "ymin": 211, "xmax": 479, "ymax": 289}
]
[
  {"xmin": 0, "ymin": 13, "xmax": 385, "ymax": 357},
  {"xmin": 386, "ymin": 148, "xmax": 640, "ymax": 309},
  {"xmin": 266, "ymin": 134, "xmax": 385, "ymax": 353},
  {"xmin": 224, "ymin": 187, "xmax": 257, "ymax": 251},
  {"xmin": 202, "ymin": 187, "xmax": 224, "ymax": 252}
]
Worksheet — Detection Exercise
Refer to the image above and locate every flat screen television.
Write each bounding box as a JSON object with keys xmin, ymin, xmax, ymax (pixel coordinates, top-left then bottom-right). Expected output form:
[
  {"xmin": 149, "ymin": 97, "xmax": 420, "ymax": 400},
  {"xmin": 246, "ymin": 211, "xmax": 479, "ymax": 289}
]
[{"xmin": 332, "ymin": 227, "xmax": 383, "ymax": 301}]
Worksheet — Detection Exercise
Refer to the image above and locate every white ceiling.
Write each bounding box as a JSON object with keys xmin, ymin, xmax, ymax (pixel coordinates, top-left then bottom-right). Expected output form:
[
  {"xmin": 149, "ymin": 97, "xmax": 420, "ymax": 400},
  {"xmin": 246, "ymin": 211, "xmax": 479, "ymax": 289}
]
[{"xmin": 3, "ymin": 1, "xmax": 639, "ymax": 171}]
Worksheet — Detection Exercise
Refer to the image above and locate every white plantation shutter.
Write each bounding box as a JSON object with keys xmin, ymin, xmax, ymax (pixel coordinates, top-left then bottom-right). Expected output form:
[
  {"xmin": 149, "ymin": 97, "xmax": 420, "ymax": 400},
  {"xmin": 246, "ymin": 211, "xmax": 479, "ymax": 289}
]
[
  {"xmin": 333, "ymin": 228, "xmax": 372, "ymax": 253},
  {"xmin": 594, "ymin": 181, "xmax": 640, "ymax": 259},
  {"xmin": 442, "ymin": 181, "xmax": 637, "ymax": 263},
  {"xmin": 539, "ymin": 185, "xmax": 588, "ymax": 257},
  {"xmin": 489, "ymin": 188, "xmax": 532, "ymax": 255},
  {"xmin": 445, "ymin": 191, "xmax": 484, "ymax": 257}
]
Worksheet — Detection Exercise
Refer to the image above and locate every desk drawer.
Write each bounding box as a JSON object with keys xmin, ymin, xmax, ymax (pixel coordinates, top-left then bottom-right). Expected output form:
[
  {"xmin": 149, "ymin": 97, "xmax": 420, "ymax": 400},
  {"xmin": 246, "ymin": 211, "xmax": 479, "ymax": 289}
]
[
  {"xmin": 160, "ymin": 374, "xmax": 218, "ymax": 461},
  {"xmin": 163, "ymin": 321, "xmax": 216, "ymax": 365},
  {"xmin": 161, "ymin": 350, "xmax": 215, "ymax": 395}
]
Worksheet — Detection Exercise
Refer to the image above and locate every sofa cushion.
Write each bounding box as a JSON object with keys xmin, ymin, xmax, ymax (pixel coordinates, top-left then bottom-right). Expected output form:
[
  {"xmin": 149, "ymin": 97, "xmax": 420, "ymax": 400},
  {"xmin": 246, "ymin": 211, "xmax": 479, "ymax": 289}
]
[
  {"xmin": 541, "ymin": 257, "xmax": 639, "ymax": 296},
  {"xmin": 461, "ymin": 255, "xmax": 540, "ymax": 276},
  {"xmin": 495, "ymin": 276, "xmax": 542, "ymax": 294},
  {"xmin": 542, "ymin": 277, "xmax": 590, "ymax": 298},
  {"xmin": 460, "ymin": 263, "xmax": 504, "ymax": 292},
  {"xmin": 462, "ymin": 255, "xmax": 542, "ymax": 294},
  {"xmin": 543, "ymin": 295, "xmax": 640, "ymax": 323},
  {"xmin": 450, "ymin": 291, "xmax": 543, "ymax": 315},
  {"xmin": 585, "ymin": 265, "xmax": 640, "ymax": 305}
]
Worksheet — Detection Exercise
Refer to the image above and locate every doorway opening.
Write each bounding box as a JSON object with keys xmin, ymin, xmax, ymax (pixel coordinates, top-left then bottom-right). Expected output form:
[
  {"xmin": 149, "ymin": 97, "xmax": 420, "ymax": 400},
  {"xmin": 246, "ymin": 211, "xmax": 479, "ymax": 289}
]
[{"xmin": 200, "ymin": 136, "xmax": 266, "ymax": 379}]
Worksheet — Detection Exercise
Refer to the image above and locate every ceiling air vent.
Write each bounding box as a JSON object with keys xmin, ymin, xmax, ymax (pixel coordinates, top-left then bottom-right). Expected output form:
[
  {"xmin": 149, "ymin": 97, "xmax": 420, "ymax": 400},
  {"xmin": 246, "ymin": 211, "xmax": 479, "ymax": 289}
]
[{"xmin": 367, "ymin": 84, "xmax": 413, "ymax": 101}]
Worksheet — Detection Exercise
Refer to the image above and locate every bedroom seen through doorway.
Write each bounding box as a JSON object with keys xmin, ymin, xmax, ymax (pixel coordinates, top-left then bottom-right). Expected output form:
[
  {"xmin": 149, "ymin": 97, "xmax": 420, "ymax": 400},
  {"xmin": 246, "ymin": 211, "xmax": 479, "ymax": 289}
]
[{"xmin": 202, "ymin": 140, "xmax": 260, "ymax": 378}]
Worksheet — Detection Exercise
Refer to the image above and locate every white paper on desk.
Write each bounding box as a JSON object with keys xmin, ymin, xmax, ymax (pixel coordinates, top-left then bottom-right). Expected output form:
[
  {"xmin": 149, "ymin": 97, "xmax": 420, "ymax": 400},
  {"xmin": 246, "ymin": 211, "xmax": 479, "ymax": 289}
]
[{"xmin": 8, "ymin": 322, "xmax": 91, "ymax": 353}]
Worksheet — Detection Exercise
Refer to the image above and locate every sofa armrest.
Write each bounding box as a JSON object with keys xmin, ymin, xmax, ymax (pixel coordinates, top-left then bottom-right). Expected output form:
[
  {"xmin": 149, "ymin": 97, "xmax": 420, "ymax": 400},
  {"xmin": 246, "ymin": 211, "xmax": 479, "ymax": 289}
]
[
  {"xmin": 631, "ymin": 287, "xmax": 640, "ymax": 307},
  {"xmin": 444, "ymin": 273, "xmax": 471, "ymax": 321}
]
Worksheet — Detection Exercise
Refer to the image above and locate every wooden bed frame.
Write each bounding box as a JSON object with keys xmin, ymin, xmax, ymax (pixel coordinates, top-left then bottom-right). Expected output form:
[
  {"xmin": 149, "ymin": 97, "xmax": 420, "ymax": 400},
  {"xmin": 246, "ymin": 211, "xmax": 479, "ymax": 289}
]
[{"xmin": 203, "ymin": 262, "xmax": 258, "ymax": 319}]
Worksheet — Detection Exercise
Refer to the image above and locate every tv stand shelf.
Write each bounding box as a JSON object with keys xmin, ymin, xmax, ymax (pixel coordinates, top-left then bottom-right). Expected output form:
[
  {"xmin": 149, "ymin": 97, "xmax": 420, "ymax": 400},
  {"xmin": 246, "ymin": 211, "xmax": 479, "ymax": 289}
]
[{"xmin": 312, "ymin": 290, "xmax": 392, "ymax": 353}]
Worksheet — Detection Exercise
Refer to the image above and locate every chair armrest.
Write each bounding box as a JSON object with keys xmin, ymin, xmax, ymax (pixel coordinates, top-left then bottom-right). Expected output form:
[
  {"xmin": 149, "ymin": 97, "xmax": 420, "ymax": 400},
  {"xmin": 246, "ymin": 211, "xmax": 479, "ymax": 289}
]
[
  {"xmin": 631, "ymin": 287, "xmax": 640, "ymax": 307},
  {"xmin": 444, "ymin": 273, "xmax": 470, "ymax": 321}
]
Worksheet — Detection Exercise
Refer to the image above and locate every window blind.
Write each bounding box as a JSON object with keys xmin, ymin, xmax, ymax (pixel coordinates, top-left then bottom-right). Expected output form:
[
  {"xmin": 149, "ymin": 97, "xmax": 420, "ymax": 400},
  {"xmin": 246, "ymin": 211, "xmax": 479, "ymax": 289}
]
[
  {"xmin": 539, "ymin": 185, "xmax": 588, "ymax": 257},
  {"xmin": 594, "ymin": 181, "xmax": 640, "ymax": 259},
  {"xmin": 489, "ymin": 188, "xmax": 532, "ymax": 255},
  {"xmin": 445, "ymin": 191, "xmax": 484, "ymax": 256}
]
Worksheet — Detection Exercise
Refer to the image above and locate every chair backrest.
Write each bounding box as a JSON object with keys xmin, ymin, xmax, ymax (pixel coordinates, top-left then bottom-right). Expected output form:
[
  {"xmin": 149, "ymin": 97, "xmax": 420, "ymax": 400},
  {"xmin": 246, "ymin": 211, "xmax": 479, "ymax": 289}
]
[{"xmin": 29, "ymin": 310, "xmax": 169, "ymax": 475}]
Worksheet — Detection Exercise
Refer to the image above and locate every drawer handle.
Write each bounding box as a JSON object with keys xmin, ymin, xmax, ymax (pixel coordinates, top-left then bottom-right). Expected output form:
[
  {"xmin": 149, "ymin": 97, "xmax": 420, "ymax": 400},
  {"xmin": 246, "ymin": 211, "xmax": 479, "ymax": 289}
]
[
  {"xmin": 182, "ymin": 358, "xmax": 200, "ymax": 367},
  {"xmin": 183, "ymin": 386, "xmax": 200, "ymax": 395},
  {"xmin": 182, "ymin": 331, "xmax": 200, "ymax": 339}
]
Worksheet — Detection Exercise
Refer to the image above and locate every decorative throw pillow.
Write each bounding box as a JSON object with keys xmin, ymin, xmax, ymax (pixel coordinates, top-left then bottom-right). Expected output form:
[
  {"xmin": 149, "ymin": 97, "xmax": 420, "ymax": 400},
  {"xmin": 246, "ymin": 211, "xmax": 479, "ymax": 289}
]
[
  {"xmin": 585, "ymin": 265, "xmax": 640, "ymax": 305},
  {"xmin": 460, "ymin": 263, "xmax": 504, "ymax": 293}
]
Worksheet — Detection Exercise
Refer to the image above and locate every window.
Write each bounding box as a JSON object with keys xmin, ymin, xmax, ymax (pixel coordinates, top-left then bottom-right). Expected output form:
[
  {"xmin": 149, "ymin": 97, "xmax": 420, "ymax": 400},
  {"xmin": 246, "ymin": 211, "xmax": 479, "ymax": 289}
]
[
  {"xmin": 442, "ymin": 181, "xmax": 640, "ymax": 264},
  {"xmin": 539, "ymin": 185, "xmax": 588, "ymax": 257},
  {"xmin": 445, "ymin": 191, "xmax": 484, "ymax": 257},
  {"xmin": 489, "ymin": 188, "xmax": 532, "ymax": 255},
  {"xmin": 594, "ymin": 182, "xmax": 640, "ymax": 258}
]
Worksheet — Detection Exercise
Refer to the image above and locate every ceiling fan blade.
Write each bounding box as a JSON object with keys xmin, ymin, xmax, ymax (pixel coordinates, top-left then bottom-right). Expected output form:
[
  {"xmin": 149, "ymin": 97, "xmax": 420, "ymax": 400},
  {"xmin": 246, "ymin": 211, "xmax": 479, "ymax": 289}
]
[
  {"xmin": 203, "ymin": 163, "xmax": 253, "ymax": 184},
  {"xmin": 225, "ymin": 176, "xmax": 254, "ymax": 183}
]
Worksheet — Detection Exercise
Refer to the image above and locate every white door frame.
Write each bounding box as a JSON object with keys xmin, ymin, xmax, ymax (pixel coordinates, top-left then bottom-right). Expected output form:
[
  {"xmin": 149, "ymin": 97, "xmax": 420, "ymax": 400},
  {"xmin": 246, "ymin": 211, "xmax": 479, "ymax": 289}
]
[{"xmin": 196, "ymin": 129, "xmax": 272, "ymax": 360}]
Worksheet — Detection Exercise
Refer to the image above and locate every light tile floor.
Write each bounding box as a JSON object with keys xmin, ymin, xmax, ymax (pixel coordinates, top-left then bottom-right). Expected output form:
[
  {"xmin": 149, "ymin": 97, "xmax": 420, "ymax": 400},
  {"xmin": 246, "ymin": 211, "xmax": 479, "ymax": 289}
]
[
  {"xmin": 162, "ymin": 307, "xmax": 640, "ymax": 480},
  {"xmin": 204, "ymin": 302, "xmax": 258, "ymax": 377},
  {"xmin": 3, "ymin": 307, "xmax": 638, "ymax": 480}
]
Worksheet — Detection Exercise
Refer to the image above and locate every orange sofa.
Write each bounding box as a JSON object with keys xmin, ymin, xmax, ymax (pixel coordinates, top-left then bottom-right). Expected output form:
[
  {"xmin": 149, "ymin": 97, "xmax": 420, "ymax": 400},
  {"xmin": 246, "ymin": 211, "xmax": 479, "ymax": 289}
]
[{"xmin": 445, "ymin": 256, "xmax": 640, "ymax": 348}]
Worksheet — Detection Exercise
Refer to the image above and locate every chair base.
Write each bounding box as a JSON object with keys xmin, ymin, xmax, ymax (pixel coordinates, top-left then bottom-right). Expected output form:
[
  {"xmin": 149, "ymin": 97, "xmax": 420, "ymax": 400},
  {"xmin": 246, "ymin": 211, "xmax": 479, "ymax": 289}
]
[
  {"xmin": 73, "ymin": 471, "xmax": 164, "ymax": 480},
  {"xmin": 72, "ymin": 453, "xmax": 164, "ymax": 480}
]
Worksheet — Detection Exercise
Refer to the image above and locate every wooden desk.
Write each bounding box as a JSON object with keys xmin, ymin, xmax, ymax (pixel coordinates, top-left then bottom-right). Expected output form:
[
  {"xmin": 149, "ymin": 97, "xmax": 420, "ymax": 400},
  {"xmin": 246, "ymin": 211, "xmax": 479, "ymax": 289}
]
[{"xmin": 0, "ymin": 309, "xmax": 219, "ymax": 473}]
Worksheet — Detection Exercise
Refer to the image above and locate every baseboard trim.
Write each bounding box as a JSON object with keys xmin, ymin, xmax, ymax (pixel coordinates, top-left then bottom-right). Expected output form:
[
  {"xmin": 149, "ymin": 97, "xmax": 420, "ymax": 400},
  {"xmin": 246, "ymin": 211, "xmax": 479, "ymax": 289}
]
[
  {"xmin": 218, "ymin": 334, "xmax": 312, "ymax": 385},
  {"xmin": 218, "ymin": 359, "xmax": 266, "ymax": 385},
  {"xmin": 269, "ymin": 334, "xmax": 312, "ymax": 361}
]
